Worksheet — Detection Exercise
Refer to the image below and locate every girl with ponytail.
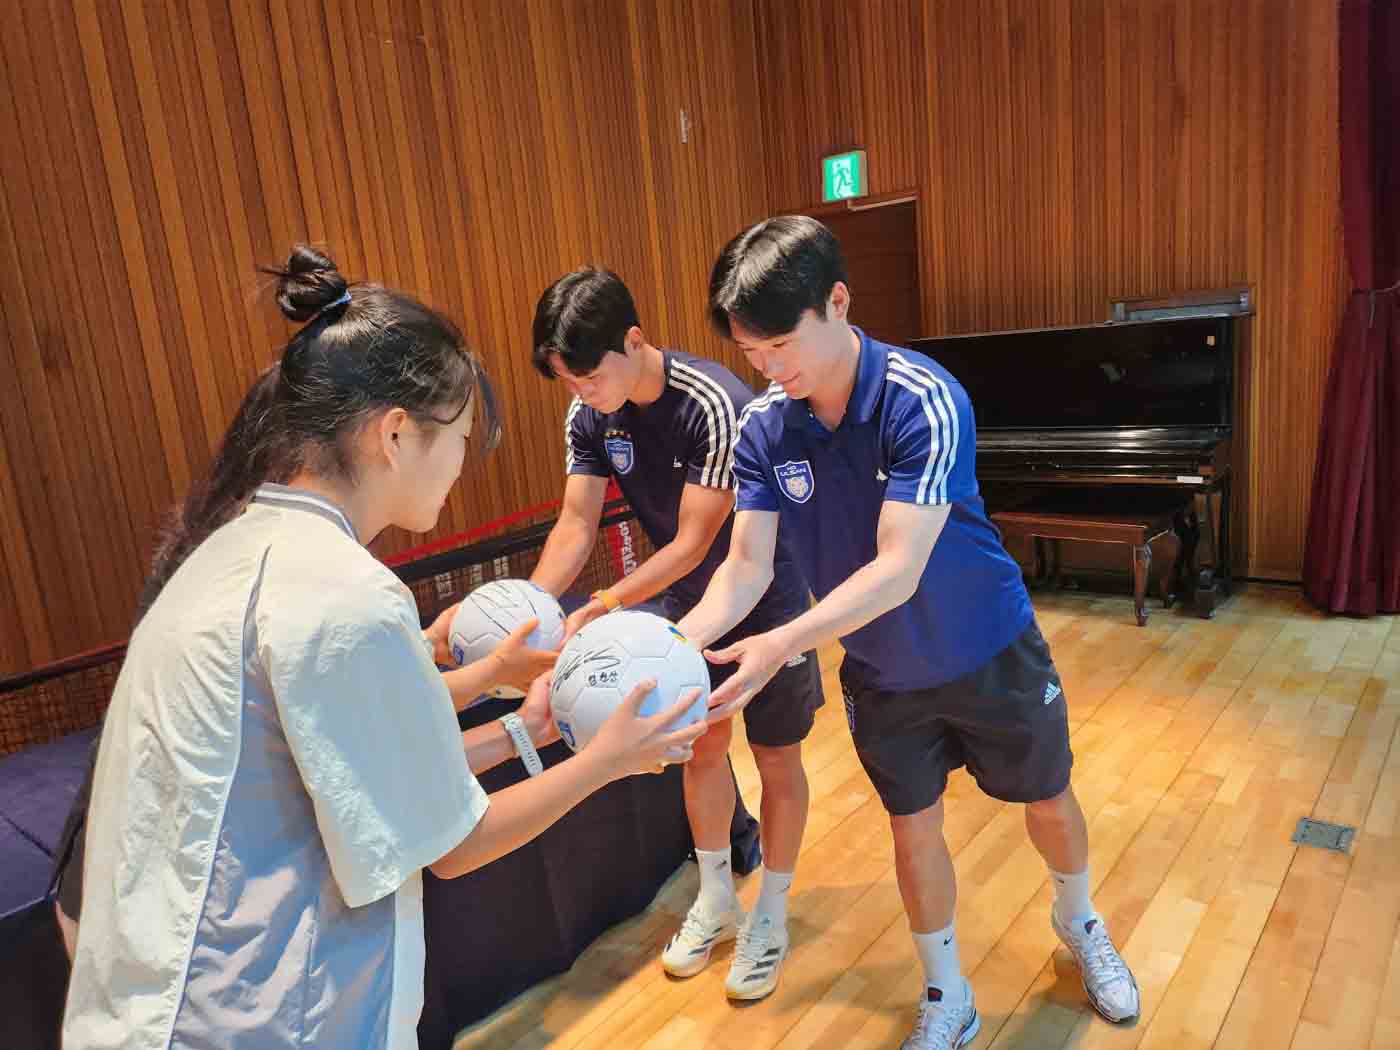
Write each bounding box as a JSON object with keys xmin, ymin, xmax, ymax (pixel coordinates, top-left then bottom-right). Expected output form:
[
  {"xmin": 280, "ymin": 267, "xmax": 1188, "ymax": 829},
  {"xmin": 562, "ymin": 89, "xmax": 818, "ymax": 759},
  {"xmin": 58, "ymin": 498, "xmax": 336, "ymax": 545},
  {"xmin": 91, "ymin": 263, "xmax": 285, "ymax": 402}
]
[{"xmin": 62, "ymin": 248, "xmax": 705, "ymax": 1050}]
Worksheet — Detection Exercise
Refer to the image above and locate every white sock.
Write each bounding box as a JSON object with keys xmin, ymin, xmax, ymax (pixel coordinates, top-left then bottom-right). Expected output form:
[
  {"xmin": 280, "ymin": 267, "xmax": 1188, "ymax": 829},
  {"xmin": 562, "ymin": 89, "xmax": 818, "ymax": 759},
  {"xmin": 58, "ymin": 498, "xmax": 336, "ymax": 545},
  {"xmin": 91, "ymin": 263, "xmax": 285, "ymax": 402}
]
[
  {"xmin": 1050, "ymin": 868, "xmax": 1095, "ymax": 925},
  {"xmin": 694, "ymin": 848, "xmax": 737, "ymax": 916},
  {"xmin": 913, "ymin": 922, "xmax": 966, "ymax": 1003},
  {"xmin": 752, "ymin": 867, "xmax": 793, "ymax": 924}
]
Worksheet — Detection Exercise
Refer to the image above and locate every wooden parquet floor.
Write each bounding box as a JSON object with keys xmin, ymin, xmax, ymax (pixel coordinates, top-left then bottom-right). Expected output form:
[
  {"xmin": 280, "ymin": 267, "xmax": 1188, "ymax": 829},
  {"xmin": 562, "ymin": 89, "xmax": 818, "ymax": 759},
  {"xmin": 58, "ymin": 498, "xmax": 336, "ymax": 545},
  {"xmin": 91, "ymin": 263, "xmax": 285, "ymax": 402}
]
[{"xmin": 454, "ymin": 585, "xmax": 1400, "ymax": 1050}]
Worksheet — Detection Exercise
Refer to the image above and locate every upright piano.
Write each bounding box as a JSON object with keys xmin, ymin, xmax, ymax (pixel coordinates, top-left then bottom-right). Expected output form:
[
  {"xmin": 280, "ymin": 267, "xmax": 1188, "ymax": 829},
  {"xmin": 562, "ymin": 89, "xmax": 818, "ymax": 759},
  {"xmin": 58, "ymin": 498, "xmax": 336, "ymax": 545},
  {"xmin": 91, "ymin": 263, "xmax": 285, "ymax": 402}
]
[{"xmin": 910, "ymin": 314, "xmax": 1245, "ymax": 618}]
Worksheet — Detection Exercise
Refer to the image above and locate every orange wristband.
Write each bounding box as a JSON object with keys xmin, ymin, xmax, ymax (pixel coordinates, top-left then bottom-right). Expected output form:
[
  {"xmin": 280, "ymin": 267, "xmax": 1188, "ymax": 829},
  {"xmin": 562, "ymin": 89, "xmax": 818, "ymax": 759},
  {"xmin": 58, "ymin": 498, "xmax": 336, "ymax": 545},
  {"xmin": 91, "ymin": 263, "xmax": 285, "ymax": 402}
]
[{"xmin": 591, "ymin": 589, "xmax": 624, "ymax": 612}]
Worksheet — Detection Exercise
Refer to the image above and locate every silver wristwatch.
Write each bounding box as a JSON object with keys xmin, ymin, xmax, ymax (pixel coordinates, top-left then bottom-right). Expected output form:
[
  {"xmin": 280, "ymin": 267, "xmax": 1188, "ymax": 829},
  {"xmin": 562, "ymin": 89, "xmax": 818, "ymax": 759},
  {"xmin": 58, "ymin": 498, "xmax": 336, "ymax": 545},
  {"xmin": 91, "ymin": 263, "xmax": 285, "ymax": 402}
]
[{"xmin": 498, "ymin": 712, "xmax": 543, "ymax": 777}]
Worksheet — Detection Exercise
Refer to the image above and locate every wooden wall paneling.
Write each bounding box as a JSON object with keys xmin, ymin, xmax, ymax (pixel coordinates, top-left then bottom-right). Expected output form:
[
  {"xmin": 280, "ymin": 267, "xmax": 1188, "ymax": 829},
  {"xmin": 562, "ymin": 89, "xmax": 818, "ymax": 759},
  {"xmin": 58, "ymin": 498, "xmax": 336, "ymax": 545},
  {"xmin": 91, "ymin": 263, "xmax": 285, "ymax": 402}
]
[
  {"xmin": 296, "ymin": 1, "xmax": 367, "ymax": 282},
  {"xmin": 228, "ymin": 0, "xmax": 306, "ymax": 289},
  {"xmin": 0, "ymin": 300, "xmax": 55, "ymax": 670},
  {"xmin": 445, "ymin": 0, "xmax": 548, "ymax": 537},
  {"xmin": 685, "ymin": 0, "xmax": 741, "ymax": 360},
  {"xmin": 0, "ymin": 230, "xmax": 83, "ymax": 666},
  {"xmin": 430, "ymin": 0, "xmax": 525, "ymax": 535},
  {"xmin": 1062, "ymin": 0, "xmax": 1100, "ymax": 323},
  {"xmin": 627, "ymin": 0, "xmax": 692, "ymax": 352},
  {"xmin": 8, "ymin": 0, "xmax": 1342, "ymax": 670},
  {"xmin": 529, "ymin": 0, "xmax": 586, "ymax": 267},
  {"xmin": 1, "ymin": 0, "xmax": 785, "ymax": 667},
  {"xmin": 400, "ymin": 0, "xmax": 449, "ymax": 300},
  {"xmin": 925, "ymin": 3, "xmax": 984, "ymax": 333},
  {"xmin": 624, "ymin": 0, "xmax": 673, "ymax": 346},
  {"xmin": 660, "ymin": 0, "xmax": 708, "ymax": 358},
  {"xmin": 52, "ymin": 1, "xmax": 172, "ymax": 578},
  {"xmin": 1047, "ymin": 1, "xmax": 1075, "ymax": 321},
  {"xmin": 157, "ymin": 0, "xmax": 253, "ymax": 445},
  {"xmin": 355, "ymin": 0, "xmax": 442, "ymax": 557},
  {"xmin": 373, "ymin": 0, "xmax": 434, "ymax": 301},
  {"xmin": 116, "ymin": 0, "xmax": 223, "ymax": 471},
  {"xmin": 754, "ymin": 0, "xmax": 1344, "ymax": 581},
  {"xmin": 460, "ymin": 0, "xmax": 561, "ymax": 525},
  {"xmin": 857, "ymin": 1, "xmax": 925, "ymax": 200},
  {"xmin": 692, "ymin": 0, "xmax": 731, "ymax": 278},
  {"xmin": 12, "ymin": 2, "xmax": 146, "ymax": 631},
  {"xmin": 414, "ymin": 0, "xmax": 575, "ymax": 550},
  {"xmin": 597, "ymin": 1, "xmax": 666, "ymax": 339},
  {"xmin": 100, "ymin": 1, "xmax": 210, "ymax": 490},
  {"xmin": 316, "ymin": 0, "xmax": 372, "ymax": 282},
  {"xmin": 415, "ymin": 0, "xmax": 483, "ymax": 537},
  {"xmin": 202, "ymin": 0, "xmax": 288, "ymax": 365},
  {"xmin": 671, "ymin": 0, "xmax": 713, "ymax": 353},
  {"xmin": 178, "ymin": 0, "xmax": 263, "ymax": 401},
  {"xmin": 0, "ymin": 444, "xmax": 34, "ymax": 671},
  {"xmin": 268, "ymin": 1, "xmax": 328, "ymax": 252},
  {"xmin": 0, "ymin": 62, "xmax": 105, "ymax": 656},
  {"xmin": 347, "ymin": 0, "xmax": 465, "ymax": 558},
  {"xmin": 476, "ymin": 0, "xmax": 567, "ymax": 527},
  {"xmin": 333, "ymin": 0, "xmax": 397, "ymax": 285},
  {"xmin": 628, "ymin": 0, "xmax": 771, "ymax": 388},
  {"xmin": 412, "ymin": 0, "xmax": 467, "ymax": 330},
  {"xmin": 917, "ymin": 4, "xmax": 949, "ymax": 337}
]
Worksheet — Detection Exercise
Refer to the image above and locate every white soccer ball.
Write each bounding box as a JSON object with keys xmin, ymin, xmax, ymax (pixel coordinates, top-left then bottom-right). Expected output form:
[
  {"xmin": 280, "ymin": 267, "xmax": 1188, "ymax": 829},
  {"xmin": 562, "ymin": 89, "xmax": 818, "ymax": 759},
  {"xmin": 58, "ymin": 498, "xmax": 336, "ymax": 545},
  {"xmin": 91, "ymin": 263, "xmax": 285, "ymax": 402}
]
[
  {"xmin": 448, "ymin": 579, "xmax": 566, "ymax": 699},
  {"xmin": 548, "ymin": 610, "xmax": 710, "ymax": 754}
]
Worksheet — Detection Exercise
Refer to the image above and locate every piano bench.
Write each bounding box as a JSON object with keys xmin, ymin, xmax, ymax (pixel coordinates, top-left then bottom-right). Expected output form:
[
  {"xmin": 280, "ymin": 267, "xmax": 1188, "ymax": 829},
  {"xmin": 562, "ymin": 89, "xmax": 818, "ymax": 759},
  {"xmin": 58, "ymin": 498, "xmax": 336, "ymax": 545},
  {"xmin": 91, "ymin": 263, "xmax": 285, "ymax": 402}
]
[{"xmin": 992, "ymin": 499, "xmax": 1188, "ymax": 626}]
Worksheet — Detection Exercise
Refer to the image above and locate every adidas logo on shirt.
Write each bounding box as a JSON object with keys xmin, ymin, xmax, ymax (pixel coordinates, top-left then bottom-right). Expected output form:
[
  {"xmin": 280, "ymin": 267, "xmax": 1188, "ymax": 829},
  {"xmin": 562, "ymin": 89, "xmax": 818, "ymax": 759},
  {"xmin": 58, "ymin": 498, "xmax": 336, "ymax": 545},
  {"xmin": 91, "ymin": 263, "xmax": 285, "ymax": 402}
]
[{"xmin": 1043, "ymin": 681, "xmax": 1062, "ymax": 704}]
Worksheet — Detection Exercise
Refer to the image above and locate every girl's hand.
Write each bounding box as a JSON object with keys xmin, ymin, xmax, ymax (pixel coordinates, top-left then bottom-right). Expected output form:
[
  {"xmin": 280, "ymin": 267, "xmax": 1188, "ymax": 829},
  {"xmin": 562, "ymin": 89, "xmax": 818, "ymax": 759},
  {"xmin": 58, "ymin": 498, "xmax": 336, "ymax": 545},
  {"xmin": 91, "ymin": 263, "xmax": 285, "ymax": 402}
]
[{"xmin": 585, "ymin": 680, "xmax": 708, "ymax": 779}]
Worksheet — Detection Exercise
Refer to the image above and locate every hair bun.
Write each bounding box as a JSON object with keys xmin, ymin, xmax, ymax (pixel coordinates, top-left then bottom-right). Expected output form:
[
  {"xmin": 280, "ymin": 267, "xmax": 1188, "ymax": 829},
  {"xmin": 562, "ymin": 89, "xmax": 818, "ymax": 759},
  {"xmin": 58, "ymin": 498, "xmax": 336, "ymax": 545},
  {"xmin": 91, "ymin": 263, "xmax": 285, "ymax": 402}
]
[{"xmin": 265, "ymin": 245, "xmax": 349, "ymax": 323}]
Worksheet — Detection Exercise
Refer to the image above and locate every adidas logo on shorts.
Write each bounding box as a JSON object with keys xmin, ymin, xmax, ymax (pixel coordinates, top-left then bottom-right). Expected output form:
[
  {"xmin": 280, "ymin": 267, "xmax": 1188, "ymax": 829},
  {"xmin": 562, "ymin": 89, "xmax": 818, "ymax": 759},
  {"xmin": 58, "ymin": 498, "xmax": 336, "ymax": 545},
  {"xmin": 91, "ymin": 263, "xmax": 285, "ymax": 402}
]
[{"xmin": 1043, "ymin": 681, "xmax": 1062, "ymax": 704}]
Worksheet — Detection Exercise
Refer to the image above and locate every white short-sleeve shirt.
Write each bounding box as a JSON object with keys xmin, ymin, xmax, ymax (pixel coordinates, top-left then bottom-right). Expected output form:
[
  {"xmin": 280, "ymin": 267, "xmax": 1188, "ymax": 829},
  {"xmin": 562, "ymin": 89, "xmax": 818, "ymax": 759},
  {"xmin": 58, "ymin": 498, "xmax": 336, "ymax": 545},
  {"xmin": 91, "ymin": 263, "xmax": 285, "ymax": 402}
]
[{"xmin": 63, "ymin": 484, "xmax": 490, "ymax": 1050}]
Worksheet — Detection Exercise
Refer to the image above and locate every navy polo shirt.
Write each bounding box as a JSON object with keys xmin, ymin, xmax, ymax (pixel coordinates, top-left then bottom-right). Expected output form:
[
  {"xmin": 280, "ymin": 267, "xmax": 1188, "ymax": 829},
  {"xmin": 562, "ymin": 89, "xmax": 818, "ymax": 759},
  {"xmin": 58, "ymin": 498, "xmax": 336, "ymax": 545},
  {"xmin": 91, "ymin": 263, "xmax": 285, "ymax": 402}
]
[
  {"xmin": 566, "ymin": 350, "xmax": 807, "ymax": 621},
  {"xmin": 733, "ymin": 328, "xmax": 1032, "ymax": 691}
]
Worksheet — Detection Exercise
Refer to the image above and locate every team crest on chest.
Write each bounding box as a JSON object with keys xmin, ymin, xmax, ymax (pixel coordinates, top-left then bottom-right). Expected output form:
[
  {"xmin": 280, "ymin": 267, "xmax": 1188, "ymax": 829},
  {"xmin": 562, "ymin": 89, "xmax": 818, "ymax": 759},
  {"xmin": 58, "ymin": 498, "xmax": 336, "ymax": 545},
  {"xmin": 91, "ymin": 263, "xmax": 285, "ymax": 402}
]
[
  {"xmin": 604, "ymin": 429, "xmax": 635, "ymax": 475},
  {"xmin": 774, "ymin": 460, "xmax": 816, "ymax": 503}
]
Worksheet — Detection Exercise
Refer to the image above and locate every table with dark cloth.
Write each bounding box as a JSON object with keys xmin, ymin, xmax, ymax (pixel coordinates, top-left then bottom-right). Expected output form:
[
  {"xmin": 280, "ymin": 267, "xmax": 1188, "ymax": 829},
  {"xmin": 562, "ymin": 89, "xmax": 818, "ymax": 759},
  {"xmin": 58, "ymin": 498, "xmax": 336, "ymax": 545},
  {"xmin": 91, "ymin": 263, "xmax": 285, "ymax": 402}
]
[
  {"xmin": 418, "ymin": 593, "xmax": 755, "ymax": 1046},
  {"xmin": 0, "ymin": 682, "xmax": 755, "ymax": 1050},
  {"xmin": 0, "ymin": 734, "xmax": 708, "ymax": 1050},
  {"xmin": 419, "ymin": 697, "xmax": 695, "ymax": 1048},
  {"xmin": 0, "ymin": 727, "xmax": 99, "ymax": 1050},
  {"xmin": 0, "ymin": 721, "xmax": 700, "ymax": 1050}
]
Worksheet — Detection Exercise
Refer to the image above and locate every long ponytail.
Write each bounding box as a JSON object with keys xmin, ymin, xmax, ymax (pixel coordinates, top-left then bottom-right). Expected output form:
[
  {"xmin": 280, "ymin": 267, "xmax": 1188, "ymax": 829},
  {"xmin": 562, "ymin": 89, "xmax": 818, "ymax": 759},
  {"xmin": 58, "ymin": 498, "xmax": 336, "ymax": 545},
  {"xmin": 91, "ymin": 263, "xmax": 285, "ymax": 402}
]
[{"xmin": 135, "ymin": 365, "xmax": 291, "ymax": 622}]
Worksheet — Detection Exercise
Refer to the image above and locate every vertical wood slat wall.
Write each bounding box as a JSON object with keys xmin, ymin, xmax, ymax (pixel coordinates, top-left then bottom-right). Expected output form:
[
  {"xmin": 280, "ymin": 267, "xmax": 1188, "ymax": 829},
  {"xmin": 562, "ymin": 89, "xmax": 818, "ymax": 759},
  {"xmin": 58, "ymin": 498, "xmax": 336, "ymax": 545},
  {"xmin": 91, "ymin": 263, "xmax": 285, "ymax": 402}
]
[
  {"xmin": 756, "ymin": 0, "xmax": 1347, "ymax": 584},
  {"xmin": 0, "ymin": 0, "xmax": 1347, "ymax": 675},
  {"xmin": 0, "ymin": 0, "xmax": 767, "ymax": 675}
]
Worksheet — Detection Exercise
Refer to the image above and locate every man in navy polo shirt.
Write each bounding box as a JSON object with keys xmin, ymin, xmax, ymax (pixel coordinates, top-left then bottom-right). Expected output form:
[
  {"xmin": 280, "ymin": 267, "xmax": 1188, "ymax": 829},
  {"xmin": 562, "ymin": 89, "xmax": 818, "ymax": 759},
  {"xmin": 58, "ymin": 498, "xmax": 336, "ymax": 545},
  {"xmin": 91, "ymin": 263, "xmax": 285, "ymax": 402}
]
[
  {"xmin": 526, "ymin": 269, "xmax": 824, "ymax": 1001},
  {"xmin": 677, "ymin": 217, "xmax": 1139, "ymax": 1049}
]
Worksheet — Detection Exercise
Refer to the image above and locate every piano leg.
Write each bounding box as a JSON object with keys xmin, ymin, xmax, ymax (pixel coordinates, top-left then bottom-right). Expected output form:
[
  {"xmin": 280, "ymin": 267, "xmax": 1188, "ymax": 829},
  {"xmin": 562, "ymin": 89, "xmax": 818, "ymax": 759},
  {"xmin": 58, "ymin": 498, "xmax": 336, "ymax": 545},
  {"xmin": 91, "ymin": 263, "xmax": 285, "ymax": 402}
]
[
  {"xmin": 1173, "ymin": 508, "xmax": 1200, "ymax": 607},
  {"xmin": 1161, "ymin": 532, "xmax": 1182, "ymax": 609},
  {"xmin": 1132, "ymin": 543, "xmax": 1152, "ymax": 626},
  {"xmin": 1217, "ymin": 473, "xmax": 1234, "ymax": 596},
  {"xmin": 1193, "ymin": 489, "xmax": 1221, "ymax": 619},
  {"xmin": 1032, "ymin": 536, "xmax": 1048, "ymax": 588}
]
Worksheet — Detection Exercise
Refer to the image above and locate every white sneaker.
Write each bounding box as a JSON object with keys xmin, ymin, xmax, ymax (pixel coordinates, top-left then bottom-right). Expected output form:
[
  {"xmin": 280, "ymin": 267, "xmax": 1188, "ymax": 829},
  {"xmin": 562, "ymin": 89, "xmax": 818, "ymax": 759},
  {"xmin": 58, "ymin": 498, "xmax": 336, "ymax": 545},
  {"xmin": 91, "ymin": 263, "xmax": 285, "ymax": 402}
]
[
  {"xmin": 901, "ymin": 981, "xmax": 980, "ymax": 1050},
  {"xmin": 1052, "ymin": 910, "xmax": 1141, "ymax": 1022},
  {"xmin": 661, "ymin": 901, "xmax": 740, "ymax": 978},
  {"xmin": 724, "ymin": 913, "xmax": 790, "ymax": 1000}
]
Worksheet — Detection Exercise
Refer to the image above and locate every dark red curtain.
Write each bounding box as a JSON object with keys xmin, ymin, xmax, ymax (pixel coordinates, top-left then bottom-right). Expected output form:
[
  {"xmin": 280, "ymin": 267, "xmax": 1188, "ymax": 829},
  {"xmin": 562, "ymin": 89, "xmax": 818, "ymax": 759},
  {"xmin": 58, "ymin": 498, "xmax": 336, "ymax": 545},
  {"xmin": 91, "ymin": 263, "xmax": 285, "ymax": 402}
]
[{"xmin": 1303, "ymin": 0, "xmax": 1400, "ymax": 615}]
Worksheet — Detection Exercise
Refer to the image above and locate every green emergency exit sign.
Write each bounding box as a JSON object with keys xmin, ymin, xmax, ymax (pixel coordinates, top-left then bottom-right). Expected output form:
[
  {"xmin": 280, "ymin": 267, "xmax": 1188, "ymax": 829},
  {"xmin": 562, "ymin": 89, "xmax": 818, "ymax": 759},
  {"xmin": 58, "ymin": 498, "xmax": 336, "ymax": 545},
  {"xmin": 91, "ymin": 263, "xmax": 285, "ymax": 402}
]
[{"xmin": 822, "ymin": 150, "xmax": 867, "ymax": 202}]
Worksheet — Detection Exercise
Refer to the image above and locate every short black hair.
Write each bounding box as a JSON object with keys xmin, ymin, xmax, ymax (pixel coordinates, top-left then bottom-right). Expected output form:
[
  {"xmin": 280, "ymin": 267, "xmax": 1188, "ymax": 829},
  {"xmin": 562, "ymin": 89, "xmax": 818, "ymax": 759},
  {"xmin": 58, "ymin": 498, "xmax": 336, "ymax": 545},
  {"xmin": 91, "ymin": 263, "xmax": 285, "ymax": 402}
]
[
  {"xmin": 531, "ymin": 268, "xmax": 641, "ymax": 378},
  {"xmin": 708, "ymin": 215, "xmax": 849, "ymax": 340}
]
